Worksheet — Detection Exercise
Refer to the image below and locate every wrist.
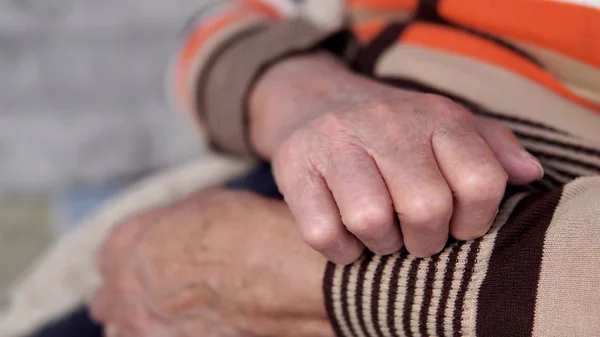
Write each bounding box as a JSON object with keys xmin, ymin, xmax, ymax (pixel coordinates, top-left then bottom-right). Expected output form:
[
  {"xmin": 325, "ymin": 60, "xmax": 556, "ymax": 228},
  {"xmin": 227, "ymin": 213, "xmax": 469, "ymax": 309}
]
[{"xmin": 248, "ymin": 52, "xmax": 371, "ymax": 159}]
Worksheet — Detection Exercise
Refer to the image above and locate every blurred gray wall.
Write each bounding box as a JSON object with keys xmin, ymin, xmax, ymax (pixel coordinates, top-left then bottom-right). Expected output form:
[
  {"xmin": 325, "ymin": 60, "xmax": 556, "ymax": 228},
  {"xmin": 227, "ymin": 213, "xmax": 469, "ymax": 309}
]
[{"xmin": 0, "ymin": 0, "xmax": 219, "ymax": 191}]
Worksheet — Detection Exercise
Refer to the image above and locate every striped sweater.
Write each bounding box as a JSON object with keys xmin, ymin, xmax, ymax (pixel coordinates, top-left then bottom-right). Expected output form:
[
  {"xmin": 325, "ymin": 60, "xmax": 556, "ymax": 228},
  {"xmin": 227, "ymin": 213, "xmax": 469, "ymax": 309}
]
[{"xmin": 170, "ymin": 1, "xmax": 600, "ymax": 336}]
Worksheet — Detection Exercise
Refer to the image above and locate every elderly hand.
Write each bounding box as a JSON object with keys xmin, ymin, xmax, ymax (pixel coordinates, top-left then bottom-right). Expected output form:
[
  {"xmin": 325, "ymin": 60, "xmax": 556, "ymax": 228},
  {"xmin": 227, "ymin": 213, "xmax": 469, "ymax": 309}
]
[
  {"xmin": 90, "ymin": 189, "xmax": 331, "ymax": 337},
  {"xmin": 249, "ymin": 53, "xmax": 544, "ymax": 263}
]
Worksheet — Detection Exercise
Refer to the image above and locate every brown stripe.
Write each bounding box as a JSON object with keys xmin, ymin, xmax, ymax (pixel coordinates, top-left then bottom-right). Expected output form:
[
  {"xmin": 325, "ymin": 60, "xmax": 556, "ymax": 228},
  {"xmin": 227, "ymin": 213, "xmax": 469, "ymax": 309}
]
[
  {"xmin": 514, "ymin": 131, "xmax": 600, "ymax": 159},
  {"xmin": 417, "ymin": 0, "xmax": 442, "ymax": 21},
  {"xmin": 418, "ymin": 255, "xmax": 439, "ymax": 336},
  {"xmin": 355, "ymin": 22, "xmax": 408, "ymax": 74},
  {"xmin": 402, "ymin": 259, "xmax": 422, "ymax": 337},
  {"xmin": 355, "ymin": 251, "xmax": 374, "ymax": 337},
  {"xmin": 538, "ymin": 166, "xmax": 573, "ymax": 185},
  {"xmin": 324, "ymin": 262, "xmax": 345, "ymax": 337},
  {"xmin": 387, "ymin": 249, "xmax": 409, "ymax": 337},
  {"xmin": 476, "ymin": 189, "xmax": 563, "ymax": 336},
  {"xmin": 435, "ymin": 244, "xmax": 461, "ymax": 336},
  {"xmin": 377, "ymin": 77, "xmax": 600, "ymax": 177},
  {"xmin": 414, "ymin": 0, "xmax": 544, "ymax": 67},
  {"xmin": 545, "ymin": 166, "xmax": 580, "ymax": 181},
  {"xmin": 371, "ymin": 255, "xmax": 391, "ymax": 337},
  {"xmin": 341, "ymin": 263, "xmax": 359, "ymax": 337},
  {"xmin": 452, "ymin": 239, "xmax": 481, "ymax": 337},
  {"xmin": 528, "ymin": 150, "xmax": 600, "ymax": 174}
]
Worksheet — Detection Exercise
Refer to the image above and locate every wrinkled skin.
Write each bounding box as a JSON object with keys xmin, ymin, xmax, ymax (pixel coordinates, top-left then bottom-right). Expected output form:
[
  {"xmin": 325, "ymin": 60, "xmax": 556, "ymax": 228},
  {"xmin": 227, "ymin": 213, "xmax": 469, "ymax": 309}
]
[
  {"xmin": 90, "ymin": 189, "xmax": 332, "ymax": 337},
  {"xmin": 249, "ymin": 53, "xmax": 544, "ymax": 263}
]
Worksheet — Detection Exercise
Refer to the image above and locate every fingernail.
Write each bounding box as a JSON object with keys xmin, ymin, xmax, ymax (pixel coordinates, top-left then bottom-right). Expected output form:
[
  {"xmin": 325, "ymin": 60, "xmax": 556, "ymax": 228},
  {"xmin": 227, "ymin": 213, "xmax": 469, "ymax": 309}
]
[{"xmin": 521, "ymin": 150, "xmax": 544, "ymax": 179}]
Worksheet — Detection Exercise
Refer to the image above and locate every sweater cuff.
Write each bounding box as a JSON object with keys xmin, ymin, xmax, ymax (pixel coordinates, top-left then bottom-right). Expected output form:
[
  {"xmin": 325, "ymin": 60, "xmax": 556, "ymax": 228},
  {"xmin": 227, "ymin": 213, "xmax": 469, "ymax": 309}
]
[
  {"xmin": 200, "ymin": 19, "xmax": 356, "ymax": 156},
  {"xmin": 322, "ymin": 187, "xmax": 581, "ymax": 337}
]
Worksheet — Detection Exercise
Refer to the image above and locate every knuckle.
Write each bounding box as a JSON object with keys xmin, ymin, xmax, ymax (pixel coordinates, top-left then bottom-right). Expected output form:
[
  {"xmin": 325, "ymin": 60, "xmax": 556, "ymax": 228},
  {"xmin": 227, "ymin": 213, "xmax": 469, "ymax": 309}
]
[
  {"xmin": 365, "ymin": 98, "xmax": 396, "ymax": 119},
  {"xmin": 301, "ymin": 224, "xmax": 338, "ymax": 252},
  {"xmin": 311, "ymin": 111, "xmax": 347, "ymax": 135},
  {"xmin": 401, "ymin": 193, "xmax": 452, "ymax": 232},
  {"xmin": 419, "ymin": 94, "xmax": 469, "ymax": 123},
  {"xmin": 343, "ymin": 204, "xmax": 393, "ymax": 238},
  {"xmin": 455, "ymin": 166, "xmax": 507, "ymax": 204}
]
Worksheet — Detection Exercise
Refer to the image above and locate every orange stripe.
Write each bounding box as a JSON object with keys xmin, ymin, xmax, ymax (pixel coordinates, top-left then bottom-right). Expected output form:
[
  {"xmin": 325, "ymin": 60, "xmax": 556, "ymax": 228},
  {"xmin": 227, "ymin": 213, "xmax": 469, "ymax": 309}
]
[
  {"xmin": 353, "ymin": 20, "xmax": 388, "ymax": 43},
  {"xmin": 400, "ymin": 23, "xmax": 600, "ymax": 113},
  {"xmin": 243, "ymin": 0, "xmax": 282, "ymax": 19},
  {"xmin": 439, "ymin": 0, "xmax": 600, "ymax": 68},
  {"xmin": 174, "ymin": 5, "xmax": 273, "ymax": 114},
  {"xmin": 349, "ymin": 0, "xmax": 418, "ymax": 11}
]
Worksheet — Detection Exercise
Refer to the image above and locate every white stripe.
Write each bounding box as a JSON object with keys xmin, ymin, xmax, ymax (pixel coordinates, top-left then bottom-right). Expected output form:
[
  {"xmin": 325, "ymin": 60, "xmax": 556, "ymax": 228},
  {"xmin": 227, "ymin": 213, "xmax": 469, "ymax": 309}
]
[
  {"xmin": 426, "ymin": 247, "xmax": 452, "ymax": 336},
  {"xmin": 377, "ymin": 256, "xmax": 399, "ymax": 337},
  {"xmin": 443, "ymin": 243, "xmax": 473, "ymax": 336},
  {"xmin": 393, "ymin": 256, "xmax": 416, "ymax": 335},
  {"xmin": 362, "ymin": 255, "xmax": 382, "ymax": 337},
  {"xmin": 347, "ymin": 259, "xmax": 367, "ymax": 337},
  {"xmin": 547, "ymin": 0, "xmax": 600, "ymax": 9}
]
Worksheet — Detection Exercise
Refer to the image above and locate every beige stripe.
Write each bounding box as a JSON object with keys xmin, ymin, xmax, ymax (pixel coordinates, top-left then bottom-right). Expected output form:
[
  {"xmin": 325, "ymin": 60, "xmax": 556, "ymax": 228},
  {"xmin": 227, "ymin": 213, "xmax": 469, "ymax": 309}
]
[
  {"xmin": 375, "ymin": 44, "xmax": 600, "ymax": 144},
  {"xmin": 409, "ymin": 259, "xmax": 430, "ymax": 337},
  {"xmin": 515, "ymin": 41, "xmax": 600, "ymax": 105},
  {"xmin": 443, "ymin": 243, "xmax": 472, "ymax": 336},
  {"xmin": 539, "ymin": 158, "xmax": 599, "ymax": 177},
  {"xmin": 332, "ymin": 265, "xmax": 355, "ymax": 337},
  {"xmin": 362, "ymin": 255, "xmax": 382, "ymax": 337},
  {"xmin": 377, "ymin": 255, "xmax": 398, "ymax": 337},
  {"xmin": 519, "ymin": 139, "xmax": 600, "ymax": 168},
  {"xmin": 392, "ymin": 256, "xmax": 416, "ymax": 335},
  {"xmin": 347, "ymin": 259, "xmax": 367, "ymax": 337},
  {"xmin": 461, "ymin": 193, "xmax": 530, "ymax": 336},
  {"xmin": 533, "ymin": 177, "xmax": 600, "ymax": 336},
  {"xmin": 426, "ymin": 245, "xmax": 452, "ymax": 336},
  {"xmin": 493, "ymin": 119, "xmax": 600, "ymax": 150}
]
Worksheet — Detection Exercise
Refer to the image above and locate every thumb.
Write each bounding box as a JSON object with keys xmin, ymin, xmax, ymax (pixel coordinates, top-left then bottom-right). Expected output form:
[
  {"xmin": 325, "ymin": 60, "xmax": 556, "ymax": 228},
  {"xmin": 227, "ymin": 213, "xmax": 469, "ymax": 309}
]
[{"xmin": 473, "ymin": 117, "xmax": 544, "ymax": 185}]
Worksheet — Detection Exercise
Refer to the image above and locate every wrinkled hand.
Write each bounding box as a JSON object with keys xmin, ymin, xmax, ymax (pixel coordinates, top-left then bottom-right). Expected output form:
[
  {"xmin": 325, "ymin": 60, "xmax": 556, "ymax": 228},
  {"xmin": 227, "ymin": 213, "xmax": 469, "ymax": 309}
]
[
  {"xmin": 90, "ymin": 189, "xmax": 331, "ymax": 337},
  {"xmin": 250, "ymin": 54, "xmax": 544, "ymax": 263}
]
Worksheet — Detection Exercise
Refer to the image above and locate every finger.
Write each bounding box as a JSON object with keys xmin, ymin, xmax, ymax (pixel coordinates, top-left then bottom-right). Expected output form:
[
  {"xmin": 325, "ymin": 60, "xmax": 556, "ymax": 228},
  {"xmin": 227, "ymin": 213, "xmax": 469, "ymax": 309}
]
[
  {"xmin": 473, "ymin": 117, "xmax": 543, "ymax": 185},
  {"xmin": 274, "ymin": 157, "xmax": 365, "ymax": 265},
  {"xmin": 112, "ymin": 303, "xmax": 169, "ymax": 337},
  {"xmin": 432, "ymin": 118, "xmax": 508, "ymax": 241},
  {"xmin": 374, "ymin": 139, "xmax": 453, "ymax": 257},
  {"xmin": 324, "ymin": 147, "xmax": 402, "ymax": 255},
  {"xmin": 104, "ymin": 323, "xmax": 119, "ymax": 337},
  {"xmin": 89, "ymin": 288, "xmax": 110, "ymax": 323}
]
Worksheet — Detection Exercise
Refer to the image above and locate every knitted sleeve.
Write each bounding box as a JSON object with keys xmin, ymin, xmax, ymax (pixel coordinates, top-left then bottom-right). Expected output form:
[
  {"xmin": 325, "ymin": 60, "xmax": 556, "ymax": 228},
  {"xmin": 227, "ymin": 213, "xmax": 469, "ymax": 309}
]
[
  {"xmin": 324, "ymin": 177, "xmax": 600, "ymax": 337},
  {"xmin": 168, "ymin": 0, "xmax": 352, "ymax": 156}
]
